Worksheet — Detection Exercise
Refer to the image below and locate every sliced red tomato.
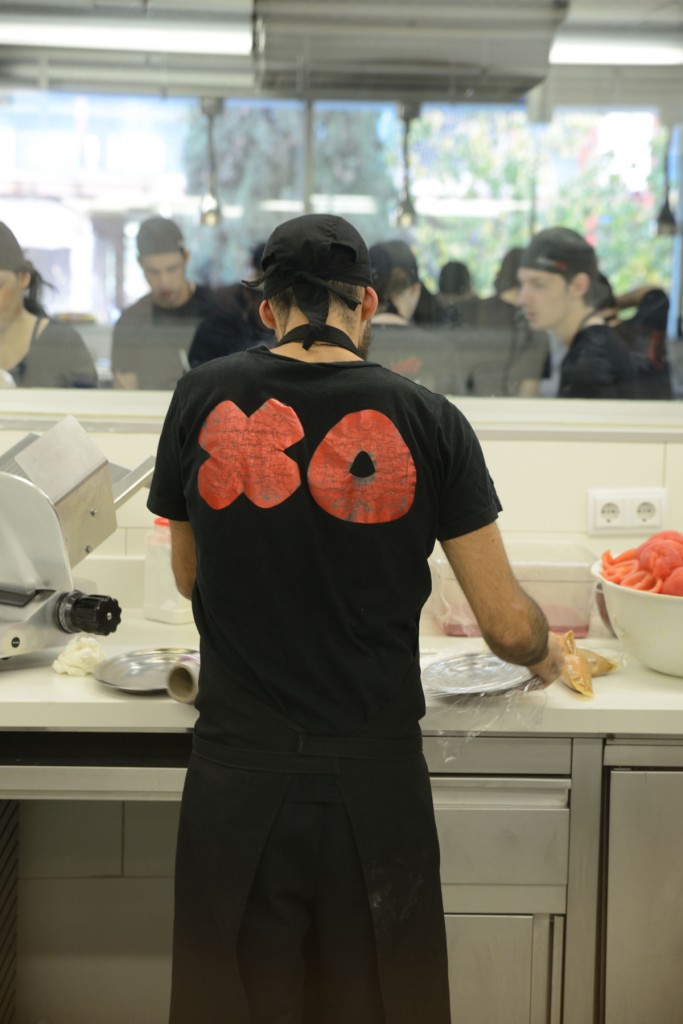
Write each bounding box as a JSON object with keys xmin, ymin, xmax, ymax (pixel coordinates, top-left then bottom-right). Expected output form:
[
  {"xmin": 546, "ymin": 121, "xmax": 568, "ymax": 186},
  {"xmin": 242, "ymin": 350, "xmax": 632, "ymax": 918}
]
[{"xmin": 662, "ymin": 568, "xmax": 683, "ymax": 597}]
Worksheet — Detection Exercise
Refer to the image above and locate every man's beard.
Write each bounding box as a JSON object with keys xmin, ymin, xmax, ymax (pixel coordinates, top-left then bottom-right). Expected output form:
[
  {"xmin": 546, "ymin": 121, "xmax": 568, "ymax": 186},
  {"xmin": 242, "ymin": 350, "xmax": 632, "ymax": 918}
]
[{"xmin": 356, "ymin": 320, "xmax": 373, "ymax": 360}]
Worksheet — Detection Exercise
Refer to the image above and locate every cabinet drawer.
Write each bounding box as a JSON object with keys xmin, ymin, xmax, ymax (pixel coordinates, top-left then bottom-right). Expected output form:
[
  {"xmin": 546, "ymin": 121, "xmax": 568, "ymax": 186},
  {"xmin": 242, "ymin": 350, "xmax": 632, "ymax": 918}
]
[
  {"xmin": 424, "ymin": 735, "xmax": 572, "ymax": 775},
  {"xmin": 444, "ymin": 913, "xmax": 564, "ymax": 1024},
  {"xmin": 432, "ymin": 778, "xmax": 570, "ymax": 913}
]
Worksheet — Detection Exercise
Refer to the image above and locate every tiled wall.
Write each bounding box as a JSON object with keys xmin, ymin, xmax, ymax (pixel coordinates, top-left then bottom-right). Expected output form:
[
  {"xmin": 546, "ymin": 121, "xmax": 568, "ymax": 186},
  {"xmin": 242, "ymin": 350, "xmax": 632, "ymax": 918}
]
[{"xmin": 17, "ymin": 801, "xmax": 178, "ymax": 1024}]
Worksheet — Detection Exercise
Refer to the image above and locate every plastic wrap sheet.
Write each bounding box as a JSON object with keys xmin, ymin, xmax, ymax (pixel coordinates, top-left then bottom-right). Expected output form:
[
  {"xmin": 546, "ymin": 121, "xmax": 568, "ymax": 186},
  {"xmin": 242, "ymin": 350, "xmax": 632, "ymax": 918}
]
[{"xmin": 421, "ymin": 651, "xmax": 548, "ymax": 751}]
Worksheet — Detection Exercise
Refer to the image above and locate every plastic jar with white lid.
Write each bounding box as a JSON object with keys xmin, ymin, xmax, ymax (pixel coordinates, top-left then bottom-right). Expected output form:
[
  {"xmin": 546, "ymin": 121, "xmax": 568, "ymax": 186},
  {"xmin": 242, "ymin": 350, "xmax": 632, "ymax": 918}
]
[{"xmin": 143, "ymin": 516, "xmax": 194, "ymax": 624}]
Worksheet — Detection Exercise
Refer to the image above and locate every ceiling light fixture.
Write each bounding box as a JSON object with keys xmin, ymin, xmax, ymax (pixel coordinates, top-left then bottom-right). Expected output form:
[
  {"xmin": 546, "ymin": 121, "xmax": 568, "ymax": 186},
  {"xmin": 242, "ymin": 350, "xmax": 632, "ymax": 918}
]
[
  {"xmin": 0, "ymin": 17, "xmax": 253, "ymax": 57},
  {"xmin": 549, "ymin": 32, "xmax": 683, "ymax": 67},
  {"xmin": 396, "ymin": 102, "xmax": 420, "ymax": 230},
  {"xmin": 656, "ymin": 129, "xmax": 678, "ymax": 238},
  {"xmin": 199, "ymin": 97, "xmax": 224, "ymax": 227}
]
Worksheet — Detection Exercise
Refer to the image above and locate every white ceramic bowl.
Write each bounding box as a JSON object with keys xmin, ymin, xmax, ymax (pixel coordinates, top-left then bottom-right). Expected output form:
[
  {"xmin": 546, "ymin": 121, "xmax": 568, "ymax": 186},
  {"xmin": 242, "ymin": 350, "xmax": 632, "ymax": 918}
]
[{"xmin": 591, "ymin": 563, "xmax": 683, "ymax": 678}]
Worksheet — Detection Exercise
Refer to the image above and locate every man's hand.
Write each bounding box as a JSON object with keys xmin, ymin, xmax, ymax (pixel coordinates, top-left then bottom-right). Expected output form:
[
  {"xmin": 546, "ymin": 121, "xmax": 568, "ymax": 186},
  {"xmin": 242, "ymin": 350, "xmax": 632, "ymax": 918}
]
[{"xmin": 526, "ymin": 632, "xmax": 565, "ymax": 688}]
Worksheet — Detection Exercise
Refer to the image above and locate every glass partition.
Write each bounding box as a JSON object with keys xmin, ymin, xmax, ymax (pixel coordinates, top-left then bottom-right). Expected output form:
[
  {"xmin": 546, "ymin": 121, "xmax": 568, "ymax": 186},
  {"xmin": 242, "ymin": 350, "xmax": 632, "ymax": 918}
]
[{"xmin": 0, "ymin": 87, "xmax": 679, "ymax": 398}]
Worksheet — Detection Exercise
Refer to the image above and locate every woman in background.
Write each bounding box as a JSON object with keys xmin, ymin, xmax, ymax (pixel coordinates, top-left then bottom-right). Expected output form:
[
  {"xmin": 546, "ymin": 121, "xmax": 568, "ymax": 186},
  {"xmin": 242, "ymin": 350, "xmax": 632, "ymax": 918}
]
[{"xmin": 0, "ymin": 222, "xmax": 97, "ymax": 388}]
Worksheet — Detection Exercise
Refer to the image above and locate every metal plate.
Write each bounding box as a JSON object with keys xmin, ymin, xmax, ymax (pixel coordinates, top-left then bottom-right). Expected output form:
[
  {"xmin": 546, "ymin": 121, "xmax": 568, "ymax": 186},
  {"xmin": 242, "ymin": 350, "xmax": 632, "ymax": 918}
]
[
  {"xmin": 95, "ymin": 647, "xmax": 199, "ymax": 695},
  {"xmin": 422, "ymin": 651, "xmax": 535, "ymax": 696}
]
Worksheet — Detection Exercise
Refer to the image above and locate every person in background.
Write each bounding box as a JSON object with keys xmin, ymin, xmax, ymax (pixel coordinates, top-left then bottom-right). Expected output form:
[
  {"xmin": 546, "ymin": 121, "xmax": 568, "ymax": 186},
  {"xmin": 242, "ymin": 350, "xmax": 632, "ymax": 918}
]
[
  {"xmin": 147, "ymin": 212, "xmax": 565, "ymax": 1024},
  {"xmin": 457, "ymin": 247, "xmax": 550, "ymax": 397},
  {"xmin": 187, "ymin": 241, "xmax": 273, "ymax": 369},
  {"xmin": 369, "ymin": 240, "xmax": 464, "ymax": 393},
  {"xmin": 596, "ymin": 278, "xmax": 673, "ymax": 399},
  {"xmin": 369, "ymin": 239, "xmax": 422, "ymax": 324},
  {"xmin": 436, "ymin": 259, "xmax": 474, "ymax": 324},
  {"xmin": 0, "ymin": 222, "xmax": 97, "ymax": 388},
  {"xmin": 111, "ymin": 216, "xmax": 217, "ymax": 389},
  {"xmin": 518, "ymin": 227, "xmax": 637, "ymax": 399}
]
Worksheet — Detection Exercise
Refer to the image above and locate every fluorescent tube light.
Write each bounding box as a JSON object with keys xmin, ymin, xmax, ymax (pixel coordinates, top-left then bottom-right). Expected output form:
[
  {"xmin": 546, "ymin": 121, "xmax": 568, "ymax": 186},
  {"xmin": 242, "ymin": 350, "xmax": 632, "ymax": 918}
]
[
  {"xmin": 0, "ymin": 18, "xmax": 253, "ymax": 56},
  {"xmin": 550, "ymin": 34, "xmax": 683, "ymax": 66}
]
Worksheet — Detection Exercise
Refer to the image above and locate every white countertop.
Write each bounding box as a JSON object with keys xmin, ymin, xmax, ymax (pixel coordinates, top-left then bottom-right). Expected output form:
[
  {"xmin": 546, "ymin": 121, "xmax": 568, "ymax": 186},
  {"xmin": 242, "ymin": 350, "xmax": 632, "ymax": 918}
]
[{"xmin": 1, "ymin": 612, "xmax": 682, "ymax": 737}]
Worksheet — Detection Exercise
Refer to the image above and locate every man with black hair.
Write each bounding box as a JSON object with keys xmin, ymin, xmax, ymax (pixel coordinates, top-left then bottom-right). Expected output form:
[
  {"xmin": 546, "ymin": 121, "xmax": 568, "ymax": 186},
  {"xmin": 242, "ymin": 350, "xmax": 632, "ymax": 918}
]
[
  {"xmin": 111, "ymin": 216, "xmax": 218, "ymax": 389},
  {"xmin": 518, "ymin": 226, "xmax": 637, "ymax": 399},
  {"xmin": 456, "ymin": 247, "xmax": 550, "ymax": 397},
  {"xmin": 148, "ymin": 213, "xmax": 564, "ymax": 1024},
  {"xmin": 187, "ymin": 241, "xmax": 273, "ymax": 369}
]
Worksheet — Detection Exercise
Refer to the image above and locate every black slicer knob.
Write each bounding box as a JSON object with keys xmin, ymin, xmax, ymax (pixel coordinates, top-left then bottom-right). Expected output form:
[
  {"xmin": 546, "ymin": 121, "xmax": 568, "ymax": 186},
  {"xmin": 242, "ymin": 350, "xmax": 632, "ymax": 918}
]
[{"xmin": 55, "ymin": 591, "xmax": 122, "ymax": 636}]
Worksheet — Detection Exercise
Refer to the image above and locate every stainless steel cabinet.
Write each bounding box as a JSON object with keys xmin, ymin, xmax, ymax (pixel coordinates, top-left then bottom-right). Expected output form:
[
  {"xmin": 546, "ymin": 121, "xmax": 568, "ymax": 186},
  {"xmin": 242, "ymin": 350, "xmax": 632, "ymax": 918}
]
[
  {"xmin": 445, "ymin": 913, "xmax": 563, "ymax": 1024},
  {"xmin": 604, "ymin": 761, "xmax": 683, "ymax": 1024},
  {"xmin": 426, "ymin": 737, "xmax": 572, "ymax": 1024}
]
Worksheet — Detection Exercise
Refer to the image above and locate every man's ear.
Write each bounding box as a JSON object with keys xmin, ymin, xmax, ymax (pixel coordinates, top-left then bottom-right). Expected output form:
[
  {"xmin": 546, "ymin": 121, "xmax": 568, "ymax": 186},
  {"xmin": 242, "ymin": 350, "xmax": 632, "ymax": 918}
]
[
  {"xmin": 360, "ymin": 286, "xmax": 379, "ymax": 322},
  {"xmin": 259, "ymin": 299, "xmax": 278, "ymax": 330},
  {"xmin": 571, "ymin": 272, "xmax": 591, "ymax": 301}
]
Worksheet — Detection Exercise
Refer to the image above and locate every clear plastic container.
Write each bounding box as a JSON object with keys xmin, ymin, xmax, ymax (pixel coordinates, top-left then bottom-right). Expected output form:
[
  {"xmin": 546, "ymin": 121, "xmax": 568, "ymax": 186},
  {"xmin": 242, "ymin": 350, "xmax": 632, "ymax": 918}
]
[
  {"xmin": 430, "ymin": 541, "xmax": 596, "ymax": 638},
  {"xmin": 143, "ymin": 517, "xmax": 194, "ymax": 624}
]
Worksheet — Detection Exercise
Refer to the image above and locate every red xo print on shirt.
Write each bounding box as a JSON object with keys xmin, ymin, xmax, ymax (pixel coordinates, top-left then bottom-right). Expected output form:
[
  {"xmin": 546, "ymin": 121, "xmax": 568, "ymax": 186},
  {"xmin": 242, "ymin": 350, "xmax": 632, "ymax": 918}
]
[
  {"xmin": 198, "ymin": 400, "xmax": 416, "ymax": 524},
  {"xmin": 198, "ymin": 399, "xmax": 304, "ymax": 509},
  {"xmin": 308, "ymin": 410, "xmax": 416, "ymax": 523}
]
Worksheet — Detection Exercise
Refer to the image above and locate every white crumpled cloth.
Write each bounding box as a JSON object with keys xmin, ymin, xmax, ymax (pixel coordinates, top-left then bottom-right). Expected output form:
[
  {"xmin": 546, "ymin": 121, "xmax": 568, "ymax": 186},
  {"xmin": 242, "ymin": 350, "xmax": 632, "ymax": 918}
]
[{"xmin": 51, "ymin": 635, "xmax": 106, "ymax": 676}]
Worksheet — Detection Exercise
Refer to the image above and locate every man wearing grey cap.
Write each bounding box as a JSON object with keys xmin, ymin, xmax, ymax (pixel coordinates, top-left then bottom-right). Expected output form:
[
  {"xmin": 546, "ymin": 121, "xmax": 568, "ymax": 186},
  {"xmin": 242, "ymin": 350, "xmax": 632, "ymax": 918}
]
[
  {"xmin": 518, "ymin": 226, "xmax": 637, "ymax": 399},
  {"xmin": 111, "ymin": 216, "xmax": 218, "ymax": 389},
  {"xmin": 147, "ymin": 213, "xmax": 564, "ymax": 1024}
]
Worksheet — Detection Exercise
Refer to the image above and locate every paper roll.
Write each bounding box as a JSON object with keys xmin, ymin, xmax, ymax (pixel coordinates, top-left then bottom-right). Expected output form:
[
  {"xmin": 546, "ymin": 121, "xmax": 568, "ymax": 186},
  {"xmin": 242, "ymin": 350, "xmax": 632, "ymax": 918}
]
[{"xmin": 166, "ymin": 653, "xmax": 200, "ymax": 704}]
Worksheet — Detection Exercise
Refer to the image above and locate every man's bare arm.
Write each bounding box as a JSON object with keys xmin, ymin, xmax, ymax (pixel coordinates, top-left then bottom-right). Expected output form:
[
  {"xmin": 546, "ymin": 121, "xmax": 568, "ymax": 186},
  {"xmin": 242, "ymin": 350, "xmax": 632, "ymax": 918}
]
[
  {"xmin": 440, "ymin": 523, "xmax": 565, "ymax": 686},
  {"xmin": 168, "ymin": 519, "xmax": 197, "ymax": 599}
]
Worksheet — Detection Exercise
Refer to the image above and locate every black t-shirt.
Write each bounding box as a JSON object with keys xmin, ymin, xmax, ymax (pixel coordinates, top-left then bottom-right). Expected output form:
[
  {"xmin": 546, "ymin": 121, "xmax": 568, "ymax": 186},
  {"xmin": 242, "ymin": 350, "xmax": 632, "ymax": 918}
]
[
  {"xmin": 187, "ymin": 291, "xmax": 264, "ymax": 370},
  {"xmin": 558, "ymin": 323, "xmax": 637, "ymax": 399},
  {"xmin": 12, "ymin": 320, "xmax": 97, "ymax": 388},
  {"xmin": 148, "ymin": 347, "xmax": 501, "ymax": 741},
  {"xmin": 111, "ymin": 284, "xmax": 217, "ymax": 389}
]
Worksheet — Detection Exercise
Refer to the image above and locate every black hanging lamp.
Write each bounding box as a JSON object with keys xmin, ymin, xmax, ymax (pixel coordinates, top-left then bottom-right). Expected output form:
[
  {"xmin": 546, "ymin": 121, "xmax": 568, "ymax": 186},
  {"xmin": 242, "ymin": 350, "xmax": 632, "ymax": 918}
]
[
  {"xmin": 656, "ymin": 128, "xmax": 677, "ymax": 237},
  {"xmin": 396, "ymin": 102, "xmax": 420, "ymax": 229},
  {"xmin": 199, "ymin": 97, "xmax": 224, "ymax": 227}
]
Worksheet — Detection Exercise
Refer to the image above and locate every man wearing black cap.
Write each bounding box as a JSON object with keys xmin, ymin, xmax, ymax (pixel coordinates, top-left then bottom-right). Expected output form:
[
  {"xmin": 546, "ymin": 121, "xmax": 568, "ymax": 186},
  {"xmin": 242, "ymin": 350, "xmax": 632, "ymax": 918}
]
[
  {"xmin": 518, "ymin": 226, "xmax": 637, "ymax": 399},
  {"xmin": 111, "ymin": 216, "xmax": 218, "ymax": 389},
  {"xmin": 147, "ymin": 213, "xmax": 564, "ymax": 1024},
  {"xmin": 456, "ymin": 247, "xmax": 550, "ymax": 397}
]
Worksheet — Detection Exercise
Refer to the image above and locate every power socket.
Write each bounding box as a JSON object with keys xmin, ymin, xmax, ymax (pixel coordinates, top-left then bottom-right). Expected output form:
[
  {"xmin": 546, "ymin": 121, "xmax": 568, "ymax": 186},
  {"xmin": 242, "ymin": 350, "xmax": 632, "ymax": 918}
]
[{"xmin": 587, "ymin": 488, "xmax": 667, "ymax": 534}]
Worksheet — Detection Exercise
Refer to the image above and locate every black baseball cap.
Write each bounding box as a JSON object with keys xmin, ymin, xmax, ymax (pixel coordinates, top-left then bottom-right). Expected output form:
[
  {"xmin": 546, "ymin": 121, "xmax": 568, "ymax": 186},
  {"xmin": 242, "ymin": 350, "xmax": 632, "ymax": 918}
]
[
  {"xmin": 369, "ymin": 240, "xmax": 419, "ymax": 290},
  {"xmin": 137, "ymin": 216, "xmax": 185, "ymax": 258},
  {"xmin": 0, "ymin": 222, "xmax": 30, "ymax": 273},
  {"xmin": 520, "ymin": 227, "xmax": 597, "ymax": 281},
  {"xmin": 248, "ymin": 214, "xmax": 372, "ymax": 331},
  {"xmin": 254, "ymin": 214, "xmax": 372, "ymax": 297}
]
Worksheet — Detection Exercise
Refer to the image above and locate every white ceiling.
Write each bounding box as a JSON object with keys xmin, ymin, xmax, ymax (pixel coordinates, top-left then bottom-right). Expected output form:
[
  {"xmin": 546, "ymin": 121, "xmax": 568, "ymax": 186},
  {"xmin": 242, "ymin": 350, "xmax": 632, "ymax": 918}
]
[{"xmin": 0, "ymin": 0, "xmax": 681, "ymax": 105}]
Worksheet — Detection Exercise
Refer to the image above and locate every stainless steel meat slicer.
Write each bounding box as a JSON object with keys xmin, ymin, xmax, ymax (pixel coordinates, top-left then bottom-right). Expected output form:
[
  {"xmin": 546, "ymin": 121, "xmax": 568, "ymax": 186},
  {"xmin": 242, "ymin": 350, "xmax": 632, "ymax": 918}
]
[{"xmin": 0, "ymin": 415, "xmax": 154, "ymax": 659}]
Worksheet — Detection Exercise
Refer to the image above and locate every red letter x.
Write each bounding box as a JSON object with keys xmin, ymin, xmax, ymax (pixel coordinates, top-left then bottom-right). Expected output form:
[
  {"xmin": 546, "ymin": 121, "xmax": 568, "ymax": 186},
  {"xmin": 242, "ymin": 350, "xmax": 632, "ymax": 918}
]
[{"xmin": 198, "ymin": 399, "xmax": 304, "ymax": 510}]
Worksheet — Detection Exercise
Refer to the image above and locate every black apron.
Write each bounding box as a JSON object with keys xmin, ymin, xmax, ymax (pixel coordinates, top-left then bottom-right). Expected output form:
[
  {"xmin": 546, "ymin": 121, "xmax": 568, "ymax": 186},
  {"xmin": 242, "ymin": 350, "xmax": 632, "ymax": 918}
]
[{"xmin": 168, "ymin": 661, "xmax": 451, "ymax": 1024}]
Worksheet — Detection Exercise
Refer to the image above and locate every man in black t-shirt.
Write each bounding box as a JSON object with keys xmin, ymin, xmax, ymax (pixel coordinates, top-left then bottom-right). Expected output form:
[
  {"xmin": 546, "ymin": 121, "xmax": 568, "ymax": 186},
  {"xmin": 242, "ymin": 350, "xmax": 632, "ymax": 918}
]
[
  {"xmin": 111, "ymin": 216, "xmax": 225, "ymax": 390},
  {"xmin": 148, "ymin": 214, "xmax": 565, "ymax": 1024},
  {"xmin": 518, "ymin": 226, "xmax": 637, "ymax": 399},
  {"xmin": 456, "ymin": 247, "xmax": 550, "ymax": 396}
]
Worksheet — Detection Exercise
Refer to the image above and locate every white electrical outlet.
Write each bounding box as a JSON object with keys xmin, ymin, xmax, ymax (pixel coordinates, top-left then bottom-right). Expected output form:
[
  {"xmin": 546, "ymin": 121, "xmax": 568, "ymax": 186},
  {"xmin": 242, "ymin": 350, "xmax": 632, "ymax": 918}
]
[{"xmin": 587, "ymin": 488, "xmax": 667, "ymax": 535}]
